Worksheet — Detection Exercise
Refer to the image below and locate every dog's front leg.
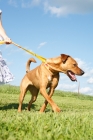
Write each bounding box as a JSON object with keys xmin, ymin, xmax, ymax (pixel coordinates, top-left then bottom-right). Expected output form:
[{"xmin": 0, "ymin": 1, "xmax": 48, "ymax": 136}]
[
  {"xmin": 40, "ymin": 87, "xmax": 61, "ymax": 112},
  {"xmin": 40, "ymin": 87, "xmax": 54, "ymax": 112}
]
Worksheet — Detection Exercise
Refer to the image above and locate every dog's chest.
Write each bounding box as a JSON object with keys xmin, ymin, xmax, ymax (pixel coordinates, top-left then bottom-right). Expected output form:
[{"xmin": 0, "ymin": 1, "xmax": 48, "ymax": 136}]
[{"xmin": 47, "ymin": 75, "xmax": 52, "ymax": 83}]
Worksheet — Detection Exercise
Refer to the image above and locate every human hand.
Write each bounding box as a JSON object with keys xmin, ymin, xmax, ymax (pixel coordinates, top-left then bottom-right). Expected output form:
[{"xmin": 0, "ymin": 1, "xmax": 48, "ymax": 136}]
[{"xmin": 4, "ymin": 37, "xmax": 12, "ymax": 44}]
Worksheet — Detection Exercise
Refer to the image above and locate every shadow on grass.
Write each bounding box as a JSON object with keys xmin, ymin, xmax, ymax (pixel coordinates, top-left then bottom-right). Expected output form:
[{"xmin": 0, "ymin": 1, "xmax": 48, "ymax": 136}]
[
  {"xmin": 0, "ymin": 103, "xmax": 53, "ymax": 112},
  {"xmin": 0, "ymin": 103, "xmax": 37, "ymax": 111}
]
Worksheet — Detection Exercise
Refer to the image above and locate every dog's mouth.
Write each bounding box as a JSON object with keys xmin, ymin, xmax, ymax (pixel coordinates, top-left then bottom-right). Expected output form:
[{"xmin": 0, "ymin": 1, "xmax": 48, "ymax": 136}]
[{"xmin": 67, "ymin": 70, "xmax": 77, "ymax": 81}]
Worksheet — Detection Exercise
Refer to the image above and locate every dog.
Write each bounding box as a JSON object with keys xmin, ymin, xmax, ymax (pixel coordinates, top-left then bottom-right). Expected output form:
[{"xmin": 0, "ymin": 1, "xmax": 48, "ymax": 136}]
[{"xmin": 18, "ymin": 54, "xmax": 84, "ymax": 112}]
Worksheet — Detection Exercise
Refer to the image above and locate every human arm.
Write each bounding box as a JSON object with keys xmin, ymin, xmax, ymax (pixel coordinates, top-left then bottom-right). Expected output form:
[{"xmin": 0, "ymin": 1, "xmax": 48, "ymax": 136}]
[{"xmin": 0, "ymin": 10, "xmax": 12, "ymax": 44}]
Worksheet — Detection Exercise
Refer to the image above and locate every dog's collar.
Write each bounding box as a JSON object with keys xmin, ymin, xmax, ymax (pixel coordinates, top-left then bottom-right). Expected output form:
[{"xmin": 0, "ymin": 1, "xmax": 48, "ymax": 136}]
[
  {"xmin": 43, "ymin": 62, "xmax": 58, "ymax": 75},
  {"xmin": 44, "ymin": 63, "xmax": 52, "ymax": 75}
]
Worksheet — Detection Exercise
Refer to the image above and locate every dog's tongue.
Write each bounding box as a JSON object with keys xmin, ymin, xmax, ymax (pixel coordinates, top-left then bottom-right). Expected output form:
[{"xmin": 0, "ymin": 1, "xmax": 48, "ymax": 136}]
[{"xmin": 68, "ymin": 71, "xmax": 77, "ymax": 81}]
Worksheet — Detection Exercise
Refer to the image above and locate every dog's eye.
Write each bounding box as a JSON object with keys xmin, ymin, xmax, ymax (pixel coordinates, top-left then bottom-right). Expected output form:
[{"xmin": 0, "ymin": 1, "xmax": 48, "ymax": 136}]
[{"xmin": 73, "ymin": 64, "xmax": 77, "ymax": 67}]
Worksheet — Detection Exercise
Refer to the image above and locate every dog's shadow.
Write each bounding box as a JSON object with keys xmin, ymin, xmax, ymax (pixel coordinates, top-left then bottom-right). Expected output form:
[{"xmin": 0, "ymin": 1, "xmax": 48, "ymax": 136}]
[
  {"xmin": 0, "ymin": 103, "xmax": 37, "ymax": 111},
  {"xmin": 0, "ymin": 103, "xmax": 52, "ymax": 112}
]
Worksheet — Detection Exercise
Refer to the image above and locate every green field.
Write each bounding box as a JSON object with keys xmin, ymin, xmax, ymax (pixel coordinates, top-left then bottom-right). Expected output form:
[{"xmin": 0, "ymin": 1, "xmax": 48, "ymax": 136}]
[{"xmin": 0, "ymin": 85, "xmax": 93, "ymax": 140}]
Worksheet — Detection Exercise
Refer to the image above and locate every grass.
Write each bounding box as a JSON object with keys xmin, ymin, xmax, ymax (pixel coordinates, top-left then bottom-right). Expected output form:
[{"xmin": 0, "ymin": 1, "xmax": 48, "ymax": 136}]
[{"xmin": 0, "ymin": 85, "xmax": 93, "ymax": 140}]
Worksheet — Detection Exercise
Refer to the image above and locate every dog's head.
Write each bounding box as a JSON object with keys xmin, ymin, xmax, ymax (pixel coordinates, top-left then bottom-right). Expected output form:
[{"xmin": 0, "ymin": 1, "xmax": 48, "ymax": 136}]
[
  {"xmin": 46, "ymin": 54, "xmax": 84, "ymax": 81},
  {"xmin": 60, "ymin": 54, "xmax": 84, "ymax": 81}
]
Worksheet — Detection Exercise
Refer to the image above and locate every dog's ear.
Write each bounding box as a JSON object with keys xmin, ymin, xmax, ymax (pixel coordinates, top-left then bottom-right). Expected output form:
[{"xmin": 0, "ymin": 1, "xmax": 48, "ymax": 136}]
[{"xmin": 61, "ymin": 54, "xmax": 69, "ymax": 63}]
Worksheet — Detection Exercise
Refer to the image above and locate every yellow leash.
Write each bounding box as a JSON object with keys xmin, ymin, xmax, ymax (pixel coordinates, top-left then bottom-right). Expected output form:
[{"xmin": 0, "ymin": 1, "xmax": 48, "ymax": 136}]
[{"xmin": 0, "ymin": 41, "xmax": 46, "ymax": 62}]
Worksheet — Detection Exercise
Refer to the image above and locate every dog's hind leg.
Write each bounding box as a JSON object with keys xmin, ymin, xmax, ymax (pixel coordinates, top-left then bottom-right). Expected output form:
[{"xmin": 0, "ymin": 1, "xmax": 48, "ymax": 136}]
[
  {"xmin": 28, "ymin": 87, "xmax": 39, "ymax": 111},
  {"xmin": 18, "ymin": 77, "xmax": 32, "ymax": 112},
  {"xmin": 18, "ymin": 87, "xmax": 27, "ymax": 112}
]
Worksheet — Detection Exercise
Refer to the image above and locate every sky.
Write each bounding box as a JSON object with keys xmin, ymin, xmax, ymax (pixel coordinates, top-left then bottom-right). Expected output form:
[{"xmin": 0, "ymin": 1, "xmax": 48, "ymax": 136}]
[{"xmin": 0, "ymin": 0, "xmax": 93, "ymax": 95}]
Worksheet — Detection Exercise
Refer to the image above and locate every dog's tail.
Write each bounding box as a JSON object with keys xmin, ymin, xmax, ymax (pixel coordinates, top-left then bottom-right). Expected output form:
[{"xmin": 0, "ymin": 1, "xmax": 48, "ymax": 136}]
[{"xmin": 26, "ymin": 58, "xmax": 36, "ymax": 73}]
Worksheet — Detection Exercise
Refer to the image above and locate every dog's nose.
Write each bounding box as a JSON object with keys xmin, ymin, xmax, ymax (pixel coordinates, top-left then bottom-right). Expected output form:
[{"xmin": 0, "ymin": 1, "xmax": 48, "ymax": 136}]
[{"xmin": 81, "ymin": 70, "xmax": 84, "ymax": 75}]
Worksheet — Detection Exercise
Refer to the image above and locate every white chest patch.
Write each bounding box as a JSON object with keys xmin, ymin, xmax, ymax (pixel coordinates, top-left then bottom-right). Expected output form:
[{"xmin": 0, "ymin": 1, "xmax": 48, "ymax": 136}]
[{"xmin": 48, "ymin": 75, "xmax": 52, "ymax": 82}]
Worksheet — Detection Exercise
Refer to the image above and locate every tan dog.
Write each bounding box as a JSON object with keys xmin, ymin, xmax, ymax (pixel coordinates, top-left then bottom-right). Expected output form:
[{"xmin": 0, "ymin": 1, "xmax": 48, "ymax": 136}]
[{"xmin": 18, "ymin": 54, "xmax": 84, "ymax": 112}]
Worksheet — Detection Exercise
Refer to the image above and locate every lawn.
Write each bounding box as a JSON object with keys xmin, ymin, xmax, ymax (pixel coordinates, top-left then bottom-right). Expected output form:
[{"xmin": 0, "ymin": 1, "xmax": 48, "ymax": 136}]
[{"xmin": 0, "ymin": 85, "xmax": 93, "ymax": 140}]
